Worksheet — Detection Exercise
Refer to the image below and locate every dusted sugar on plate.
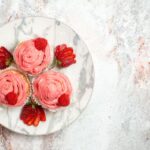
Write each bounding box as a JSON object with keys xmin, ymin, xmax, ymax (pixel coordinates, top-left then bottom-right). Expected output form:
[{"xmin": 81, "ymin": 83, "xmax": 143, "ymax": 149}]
[
  {"xmin": 33, "ymin": 70, "xmax": 72, "ymax": 110},
  {"xmin": 0, "ymin": 69, "xmax": 30, "ymax": 107},
  {"xmin": 13, "ymin": 37, "xmax": 51, "ymax": 75}
]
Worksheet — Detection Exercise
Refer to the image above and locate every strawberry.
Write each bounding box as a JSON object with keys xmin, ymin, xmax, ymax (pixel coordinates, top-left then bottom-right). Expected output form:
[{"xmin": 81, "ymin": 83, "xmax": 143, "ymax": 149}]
[
  {"xmin": 33, "ymin": 111, "xmax": 40, "ymax": 127},
  {"xmin": 61, "ymin": 58, "xmax": 76, "ymax": 67},
  {"xmin": 20, "ymin": 105, "xmax": 31, "ymax": 120},
  {"xmin": 26, "ymin": 117, "xmax": 35, "ymax": 126},
  {"xmin": 57, "ymin": 94, "xmax": 70, "ymax": 107},
  {"xmin": 54, "ymin": 44, "xmax": 76, "ymax": 68},
  {"xmin": 20, "ymin": 105, "xmax": 36, "ymax": 120},
  {"xmin": 38, "ymin": 106, "xmax": 46, "ymax": 121},
  {"xmin": 0, "ymin": 46, "xmax": 13, "ymax": 69},
  {"xmin": 34, "ymin": 37, "xmax": 47, "ymax": 51},
  {"xmin": 55, "ymin": 44, "xmax": 67, "ymax": 58},
  {"xmin": 5, "ymin": 92, "xmax": 18, "ymax": 105},
  {"xmin": 23, "ymin": 115, "xmax": 33, "ymax": 124},
  {"xmin": 20, "ymin": 102, "xmax": 46, "ymax": 127}
]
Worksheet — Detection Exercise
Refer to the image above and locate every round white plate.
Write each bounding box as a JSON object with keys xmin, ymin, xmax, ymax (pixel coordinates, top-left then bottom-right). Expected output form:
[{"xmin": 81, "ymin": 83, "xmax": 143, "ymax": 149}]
[{"xmin": 0, "ymin": 17, "xmax": 94, "ymax": 135}]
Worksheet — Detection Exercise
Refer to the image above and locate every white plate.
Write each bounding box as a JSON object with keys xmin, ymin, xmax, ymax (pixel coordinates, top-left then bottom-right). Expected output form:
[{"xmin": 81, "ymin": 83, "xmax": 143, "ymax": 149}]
[{"xmin": 0, "ymin": 17, "xmax": 95, "ymax": 135}]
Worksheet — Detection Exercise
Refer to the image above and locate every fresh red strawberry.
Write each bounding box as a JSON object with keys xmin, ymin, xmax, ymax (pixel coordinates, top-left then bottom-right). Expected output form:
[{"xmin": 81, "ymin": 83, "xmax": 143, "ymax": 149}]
[
  {"xmin": 20, "ymin": 102, "xmax": 46, "ymax": 127},
  {"xmin": 33, "ymin": 108, "xmax": 40, "ymax": 127},
  {"xmin": 0, "ymin": 57, "xmax": 7, "ymax": 69},
  {"xmin": 55, "ymin": 47, "xmax": 74, "ymax": 60},
  {"xmin": 55, "ymin": 44, "xmax": 67, "ymax": 58},
  {"xmin": 61, "ymin": 58, "xmax": 76, "ymax": 67},
  {"xmin": 20, "ymin": 105, "xmax": 35, "ymax": 119},
  {"xmin": 0, "ymin": 46, "xmax": 13, "ymax": 69},
  {"xmin": 34, "ymin": 37, "xmax": 47, "ymax": 51},
  {"xmin": 38, "ymin": 106, "xmax": 46, "ymax": 121},
  {"xmin": 57, "ymin": 94, "xmax": 70, "ymax": 106},
  {"xmin": 54, "ymin": 44, "xmax": 76, "ymax": 68},
  {"xmin": 20, "ymin": 104, "xmax": 36, "ymax": 124},
  {"xmin": 23, "ymin": 115, "xmax": 33, "ymax": 124},
  {"xmin": 20, "ymin": 105, "xmax": 31, "ymax": 120},
  {"xmin": 5, "ymin": 92, "xmax": 18, "ymax": 105},
  {"xmin": 26, "ymin": 117, "xmax": 35, "ymax": 126}
]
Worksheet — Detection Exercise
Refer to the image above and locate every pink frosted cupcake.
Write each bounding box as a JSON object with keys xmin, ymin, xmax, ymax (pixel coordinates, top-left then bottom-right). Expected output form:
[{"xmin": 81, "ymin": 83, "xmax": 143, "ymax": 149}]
[
  {"xmin": 13, "ymin": 37, "xmax": 51, "ymax": 75},
  {"xmin": 33, "ymin": 70, "xmax": 72, "ymax": 110},
  {"xmin": 0, "ymin": 70, "xmax": 30, "ymax": 107}
]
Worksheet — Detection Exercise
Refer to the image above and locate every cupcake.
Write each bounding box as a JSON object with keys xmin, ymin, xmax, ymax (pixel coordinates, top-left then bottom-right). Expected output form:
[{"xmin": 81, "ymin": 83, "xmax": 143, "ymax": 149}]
[
  {"xmin": 13, "ymin": 37, "xmax": 51, "ymax": 75},
  {"xmin": 33, "ymin": 70, "xmax": 72, "ymax": 110},
  {"xmin": 0, "ymin": 70, "xmax": 30, "ymax": 107}
]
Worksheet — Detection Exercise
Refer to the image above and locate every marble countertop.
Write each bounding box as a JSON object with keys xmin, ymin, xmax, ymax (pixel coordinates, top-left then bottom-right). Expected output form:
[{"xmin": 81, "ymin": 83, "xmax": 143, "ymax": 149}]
[{"xmin": 0, "ymin": 0, "xmax": 150, "ymax": 150}]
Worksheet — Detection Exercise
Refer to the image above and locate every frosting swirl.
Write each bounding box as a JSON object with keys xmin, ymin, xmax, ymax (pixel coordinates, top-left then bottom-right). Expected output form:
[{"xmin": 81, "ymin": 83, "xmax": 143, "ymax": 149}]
[
  {"xmin": 33, "ymin": 71, "xmax": 72, "ymax": 109},
  {"xmin": 0, "ymin": 70, "xmax": 30, "ymax": 106},
  {"xmin": 14, "ymin": 39, "xmax": 50, "ymax": 75}
]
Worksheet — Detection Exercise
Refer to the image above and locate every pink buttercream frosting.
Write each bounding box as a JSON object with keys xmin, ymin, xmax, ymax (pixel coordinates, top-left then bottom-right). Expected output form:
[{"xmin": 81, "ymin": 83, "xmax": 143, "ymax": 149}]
[
  {"xmin": 33, "ymin": 70, "xmax": 72, "ymax": 110},
  {"xmin": 13, "ymin": 39, "xmax": 50, "ymax": 75},
  {"xmin": 0, "ymin": 70, "xmax": 30, "ymax": 106}
]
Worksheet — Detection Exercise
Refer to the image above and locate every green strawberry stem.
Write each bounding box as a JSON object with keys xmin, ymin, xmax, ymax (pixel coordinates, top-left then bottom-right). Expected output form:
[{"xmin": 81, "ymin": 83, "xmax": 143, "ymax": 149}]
[
  {"xmin": 26, "ymin": 98, "xmax": 38, "ymax": 107},
  {"xmin": 6, "ymin": 56, "xmax": 13, "ymax": 66}
]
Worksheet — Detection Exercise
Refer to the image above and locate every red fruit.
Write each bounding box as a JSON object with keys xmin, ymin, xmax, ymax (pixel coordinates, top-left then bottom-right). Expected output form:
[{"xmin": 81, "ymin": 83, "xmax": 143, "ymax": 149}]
[
  {"xmin": 23, "ymin": 115, "xmax": 33, "ymax": 125},
  {"xmin": 55, "ymin": 44, "xmax": 67, "ymax": 57},
  {"xmin": 54, "ymin": 44, "xmax": 76, "ymax": 68},
  {"xmin": 20, "ymin": 105, "xmax": 34, "ymax": 119},
  {"xmin": 57, "ymin": 94, "xmax": 70, "ymax": 107},
  {"xmin": 33, "ymin": 112, "xmax": 40, "ymax": 127},
  {"xmin": 27, "ymin": 117, "xmax": 35, "ymax": 126},
  {"xmin": 56, "ymin": 47, "xmax": 74, "ymax": 60},
  {"xmin": 0, "ymin": 57, "xmax": 7, "ymax": 69},
  {"xmin": 20, "ymin": 103, "xmax": 46, "ymax": 127},
  {"xmin": 34, "ymin": 37, "xmax": 48, "ymax": 51},
  {"xmin": 38, "ymin": 106, "xmax": 46, "ymax": 121},
  {"xmin": 5, "ymin": 92, "xmax": 18, "ymax": 105},
  {"xmin": 61, "ymin": 57, "xmax": 76, "ymax": 67},
  {"xmin": 0, "ymin": 46, "xmax": 13, "ymax": 69},
  {"xmin": 20, "ymin": 104, "xmax": 36, "ymax": 125},
  {"xmin": 20, "ymin": 105, "xmax": 32, "ymax": 120}
]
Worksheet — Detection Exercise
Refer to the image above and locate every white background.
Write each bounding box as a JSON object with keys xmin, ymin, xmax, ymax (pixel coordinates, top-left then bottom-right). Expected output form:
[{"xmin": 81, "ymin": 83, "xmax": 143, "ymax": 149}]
[{"xmin": 0, "ymin": 0, "xmax": 150, "ymax": 150}]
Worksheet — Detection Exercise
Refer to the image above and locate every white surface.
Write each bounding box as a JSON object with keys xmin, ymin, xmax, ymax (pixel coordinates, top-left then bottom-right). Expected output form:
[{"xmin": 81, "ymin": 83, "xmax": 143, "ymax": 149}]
[{"xmin": 0, "ymin": 0, "xmax": 150, "ymax": 150}]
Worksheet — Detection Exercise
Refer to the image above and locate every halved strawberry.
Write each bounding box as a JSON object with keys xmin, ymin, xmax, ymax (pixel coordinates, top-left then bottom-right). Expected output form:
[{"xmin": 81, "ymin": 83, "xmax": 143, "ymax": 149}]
[
  {"xmin": 20, "ymin": 104, "xmax": 36, "ymax": 125},
  {"xmin": 61, "ymin": 59, "xmax": 76, "ymax": 67},
  {"xmin": 56, "ymin": 48, "xmax": 74, "ymax": 60},
  {"xmin": 23, "ymin": 115, "xmax": 33, "ymax": 124},
  {"xmin": 20, "ymin": 102, "xmax": 46, "ymax": 127},
  {"xmin": 54, "ymin": 44, "xmax": 76, "ymax": 68},
  {"xmin": 0, "ymin": 46, "xmax": 13, "ymax": 69},
  {"xmin": 33, "ymin": 110, "xmax": 40, "ymax": 127},
  {"xmin": 38, "ymin": 106, "xmax": 46, "ymax": 121},
  {"xmin": 26, "ymin": 117, "xmax": 35, "ymax": 126},
  {"xmin": 55, "ymin": 44, "xmax": 67, "ymax": 57}
]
